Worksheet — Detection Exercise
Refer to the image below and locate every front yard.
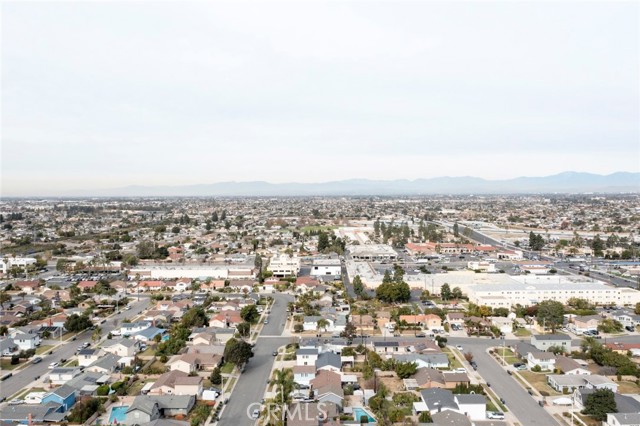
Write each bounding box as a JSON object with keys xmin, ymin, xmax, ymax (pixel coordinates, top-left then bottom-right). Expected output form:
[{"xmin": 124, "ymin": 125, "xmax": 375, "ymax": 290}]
[{"xmin": 518, "ymin": 371, "xmax": 560, "ymax": 396}]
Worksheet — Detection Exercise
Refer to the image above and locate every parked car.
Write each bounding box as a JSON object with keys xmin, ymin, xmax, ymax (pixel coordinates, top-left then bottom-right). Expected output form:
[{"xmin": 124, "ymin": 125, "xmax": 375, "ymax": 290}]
[
  {"xmin": 487, "ymin": 411, "xmax": 505, "ymax": 420},
  {"xmin": 415, "ymin": 333, "xmax": 426, "ymax": 338},
  {"xmin": 32, "ymin": 357, "xmax": 42, "ymax": 364},
  {"xmin": 272, "ymin": 351, "xmax": 278, "ymax": 356},
  {"xmin": 456, "ymin": 345, "xmax": 463, "ymax": 351},
  {"xmin": 48, "ymin": 362, "xmax": 59, "ymax": 369},
  {"xmin": 251, "ymin": 409, "xmax": 260, "ymax": 419}
]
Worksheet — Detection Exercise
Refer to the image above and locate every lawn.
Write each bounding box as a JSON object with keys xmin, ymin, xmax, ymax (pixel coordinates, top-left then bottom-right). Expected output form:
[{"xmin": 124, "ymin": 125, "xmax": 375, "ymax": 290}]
[
  {"xmin": 35, "ymin": 345, "xmax": 54, "ymax": 355},
  {"xmin": 519, "ymin": 371, "xmax": 560, "ymax": 396},
  {"xmin": 494, "ymin": 347, "xmax": 520, "ymax": 365},
  {"xmin": 139, "ymin": 347, "xmax": 156, "ymax": 357},
  {"xmin": 127, "ymin": 379, "xmax": 150, "ymax": 396},
  {"xmin": 617, "ymin": 381, "xmax": 640, "ymax": 394},
  {"xmin": 514, "ymin": 328, "xmax": 531, "ymax": 337},
  {"xmin": 13, "ymin": 387, "xmax": 46, "ymax": 400},
  {"xmin": 220, "ymin": 362, "xmax": 235, "ymax": 375},
  {"xmin": 442, "ymin": 348, "xmax": 463, "ymax": 369},
  {"xmin": 63, "ymin": 359, "xmax": 78, "ymax": 367},
  {"xmin": 0, "ymin": 358, "xmax": 24, "ymax": 370}
]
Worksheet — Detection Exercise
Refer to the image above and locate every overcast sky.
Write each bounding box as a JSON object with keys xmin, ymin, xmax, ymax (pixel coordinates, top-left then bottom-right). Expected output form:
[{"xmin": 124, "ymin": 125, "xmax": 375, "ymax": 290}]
[{"xmin": 1, "ymin": 1, "xmax": 638, "ymax": 196}]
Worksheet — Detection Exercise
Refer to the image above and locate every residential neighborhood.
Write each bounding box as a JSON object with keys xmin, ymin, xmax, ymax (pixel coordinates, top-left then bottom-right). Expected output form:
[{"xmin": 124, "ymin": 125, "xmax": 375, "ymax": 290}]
[{"xmin": 0, "ymin": 195, "xmax": 639, "ymax": 426}]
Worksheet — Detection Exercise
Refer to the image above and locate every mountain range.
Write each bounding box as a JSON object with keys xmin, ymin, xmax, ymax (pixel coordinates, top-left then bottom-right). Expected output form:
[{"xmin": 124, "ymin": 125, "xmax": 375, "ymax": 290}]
[{"xmin": 64, "ymin": 172, "xmax": 640, "ymax": 197}]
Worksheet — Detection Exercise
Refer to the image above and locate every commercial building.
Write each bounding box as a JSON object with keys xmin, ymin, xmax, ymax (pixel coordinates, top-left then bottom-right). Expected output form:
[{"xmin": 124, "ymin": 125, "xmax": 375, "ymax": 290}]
[
  {"xmin": 348, "ymin": 244, "xmax": 398, "ymax": 262},
  {"xmin": 267, "ymin": 254, "xmax": 300, "ymax": 277},
  {"xmin": 310, "ymin": 259, "xmax": 341, "ymax": 278},
  {"xmin": 467, "ymin": 275, "xmax": 640, "ymax": 308}
]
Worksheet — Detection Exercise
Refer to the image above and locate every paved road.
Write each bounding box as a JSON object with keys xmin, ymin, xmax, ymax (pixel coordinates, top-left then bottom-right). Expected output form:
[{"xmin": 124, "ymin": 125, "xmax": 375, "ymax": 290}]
[
  {"xmin": 0, "ymin": 296, "xmax": 150, "ymax": 400},
  {"xmin": 217, "ymin": 293, "xmax": 292, "ymax": 426},
  {"xmin": 458, "ymin": 339, "xmax": 559, "ymax": 426}
]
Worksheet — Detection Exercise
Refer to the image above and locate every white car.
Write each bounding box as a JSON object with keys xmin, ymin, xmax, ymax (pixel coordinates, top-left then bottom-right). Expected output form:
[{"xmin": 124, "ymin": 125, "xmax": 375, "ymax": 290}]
[
  {"xmin": 48, "ymin": 362, "xmax": 59, "ymax": 369},
  {"xmin": 487, "ymin": 411, "xmax": 505, "ymax": 420},
  {"xmin": 454, "ymin": 368, "xmax": 467, "ymax": 373},
  {"xmin": 251, "ymin": 409, "xmax": 260, "ymax": 419},
  {"xmin": 456, "ymin": 345, "xmax": 464, "ymax": 351}
]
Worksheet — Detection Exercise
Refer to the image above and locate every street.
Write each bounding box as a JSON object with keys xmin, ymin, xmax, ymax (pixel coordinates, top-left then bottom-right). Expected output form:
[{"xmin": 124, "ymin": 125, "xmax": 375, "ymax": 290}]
[
  {"xmin": 0, "ymin": 295, "xmax": 150, "ymax": 400},
  {"xmin": 217, "ymin": 293, "xmax": 292, "ymax": 426}
]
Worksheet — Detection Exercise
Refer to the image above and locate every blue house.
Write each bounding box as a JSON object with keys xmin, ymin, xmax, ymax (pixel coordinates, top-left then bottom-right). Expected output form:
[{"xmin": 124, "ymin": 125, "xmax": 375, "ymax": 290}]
[{"xmin": 41, "ymin": 384, "xmax": 76, "ymax": 412}]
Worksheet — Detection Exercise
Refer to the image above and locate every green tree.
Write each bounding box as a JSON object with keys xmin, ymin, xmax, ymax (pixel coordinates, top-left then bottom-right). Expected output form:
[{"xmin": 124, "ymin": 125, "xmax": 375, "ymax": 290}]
[
  {"xmin": 376, "ymin": 281, "xmax": 411, "ymax": 303},
  {"xmin": 591, "ymin": 234, "xmax": 605, "ymax": 257},
  {"xmin": 536, "ymin": 300, "xmax": 565, "ymax": 332},
  {"xmin": 318, "ymin": 232, "xmax": 330, "ymax": 252},
  {"xmin": 440, "ymin": 283, "xmax": 451, "ymax": 301},
  {"xmin": 137, "ymin": 240, "xmax": 156, "ymax": 259},
  {"xmin": 210, "ymin": 367, "xmax": 222, "ymax": 385},
  {"xmin": 352, "ymin": 275, "xmax": 364, "ymax": 296},
  {"xmin": 67, "ymin": 397, "xmax": 103, "ymax": 423},
  {"xmin": 240, "ymin": 305, "xmax": 260, "ymax": 323},
  {"xmin": 582, "ymin": 389, "xmax": 616, "ymax": 421},
  {"xmin": 451, "ymin": 286, "xmax": 463, "ymax": 300},
  {"xmin": 340, "ymin": 321, "xmax": 357, "ymax": 339},
  {"xmin": 181, "ymin": 307, "xmax": 208, "ymax": 328},
  {"xmin": 316, "ymin": 318, "xmax": 330, "ymax": 332},
  {"xmin": 453, "ymin": 222, "xmax": 459, "ymax": 237},
  {"xmin": 223, "ymin": 338, "xmax": 253, "ymax": 367},
  {"xmin": 394, "ymin": 361, "xmax": 418, "ymax": 379},
  {"xmin": 634, "ymin": 302, "xmax": 640, "ymax": 315},
  {"xmin": 597, "ymin": 319, "xmax": 623, "ymax": 334},
  {"xmin": 529, "ymin": 232, "xmax": 545, "ymax": 251},
  {"xmin": 64, "ymin": 314, "xmax": 93, "ymax": 332},
  {"xmin": 418, "ymin": 411, "xmax": 433, "ymax": 422},
  {"xmin": 237, "ymin": 322, "xmax": 250, "ymax": 337}
]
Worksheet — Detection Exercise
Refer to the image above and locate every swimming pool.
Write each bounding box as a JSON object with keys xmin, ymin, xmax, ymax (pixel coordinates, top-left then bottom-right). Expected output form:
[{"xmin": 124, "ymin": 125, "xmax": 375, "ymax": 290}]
[
  {"xmin": 109, "ymin": 406, "xmax": 129, "ymax": 424},
  {"xmin": 353, "ymin": 407, "xmax": 376, "ymax": 423}
]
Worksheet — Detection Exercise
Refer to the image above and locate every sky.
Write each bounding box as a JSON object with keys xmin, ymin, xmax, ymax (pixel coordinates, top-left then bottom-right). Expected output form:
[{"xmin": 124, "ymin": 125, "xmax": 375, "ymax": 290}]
[{"xmin": 1, "ymin": 1, "xmax": 639, "ymax": 196}]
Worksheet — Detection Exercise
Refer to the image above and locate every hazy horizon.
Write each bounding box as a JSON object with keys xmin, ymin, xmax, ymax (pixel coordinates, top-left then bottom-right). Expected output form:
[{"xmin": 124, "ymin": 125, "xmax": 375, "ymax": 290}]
[{"xmin": 2, "ymin": 1, "xmax": 638, "ymax": 196}]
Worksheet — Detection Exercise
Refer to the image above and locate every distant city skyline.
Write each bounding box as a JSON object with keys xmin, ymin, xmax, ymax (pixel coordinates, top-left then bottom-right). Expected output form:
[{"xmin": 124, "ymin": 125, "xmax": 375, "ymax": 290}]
[{"xmin": 2, "ymin": 1, "xmax": 638, "ymax": 196}]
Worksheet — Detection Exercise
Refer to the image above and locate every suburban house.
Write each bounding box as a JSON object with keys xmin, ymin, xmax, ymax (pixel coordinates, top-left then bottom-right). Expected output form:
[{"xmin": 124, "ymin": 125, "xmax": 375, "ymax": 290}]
[
  {"xmin": 102, "ymin": 339, "xmax": 140, "ymax": 357},
  {"xmin": 48, "ymin": 367, "xmax": 82, "ymax": 385},
  {"xmin": 395, "ymin": 353, "xmax": 449, "ymax": 369},
  {"xmin": 11, "ymin": 332, "xmax": 40, "ymax": 351},
  {"xmin": 399, "ymin": 314, "xmax": 442, "ymax": 330},
  {"xmin": 117, "ymin": 321, "xmax": 152, "ymax": 336},
  {"xmin": 372, "ymin": 341, "xmax": 400, "ymax": 354},
  {"xmin": 86, "ymin": 353, "xmax": 121, "ymax": 374},
  {"xmin": 149, "ymin": 370, "xmax": 191, "ymax": 396},
  {"xmin": 296, "ymin": 348, "xmax": 319, "ymax": 366},
  {"xmin": 77, "ymin": 348, "xmax": 105, "ymax": 367},
  {"xmin": 446, "ymin": 312, "xmax": 466, "ymax": 327},
  {"xmin": 0, "ymin": 338, "xmax": 17, "ymax": 355},
  {"xmin": 489, "ymin": 317, "xmax": 513, "ymax": 335},
  {"xmin": 571, "ymin": 315, "xmax": 601, "ymax": 334},
  {"xmin": 547, "ymin": 374, "xmax": 617, "ymax": 393},
  {"xmin": 293, "ymin": 365, "xmax": 316, "ymax": 388},
  {"xmin": 310, "ymin": 370, "xmax": 344, "ymax": 408},
  {"xmin": 410, "ymin": 367, "xmax": 470, "ymax": 389},
  {"xmin": 174, "ymin": 376, "xmax": 203, "ymax": 397},
  {"xmin": 124, "ymin": 395, "xmax": 195, "ymax": 425},
  {"xmin": 531, "ymin": 334, "xmax": 571, "ymax": 352},
  {"xmin": 606, "ymin": 413, "xmax": 640, "ymax": 426},
  {"xmin": 555, "ymin": 356, "xmax": 591, "ymax": 375},
  {"xmin": 527, "ymin": 351, "xmax": 557, "ymax": 371},
  {"xmin": 303, "ymin": 316, "xmax": 334, "ymax": 332},
  {"xmin": 41, "ymin": 384, "xmax": 76, "ymax": 412},
  {"xmin": 413, "ymin": 388, "xmax": 487, "ymax": 421},
  {"xmin": 315, "ymin": 352, "xmax": 341, "ymax": 373}
]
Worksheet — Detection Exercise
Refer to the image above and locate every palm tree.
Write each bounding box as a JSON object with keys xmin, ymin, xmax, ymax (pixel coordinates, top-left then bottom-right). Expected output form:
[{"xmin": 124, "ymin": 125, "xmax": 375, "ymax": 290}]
[{"xmin": 272, "ymin": 368, "xmax": 293, "ymax": 425}]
